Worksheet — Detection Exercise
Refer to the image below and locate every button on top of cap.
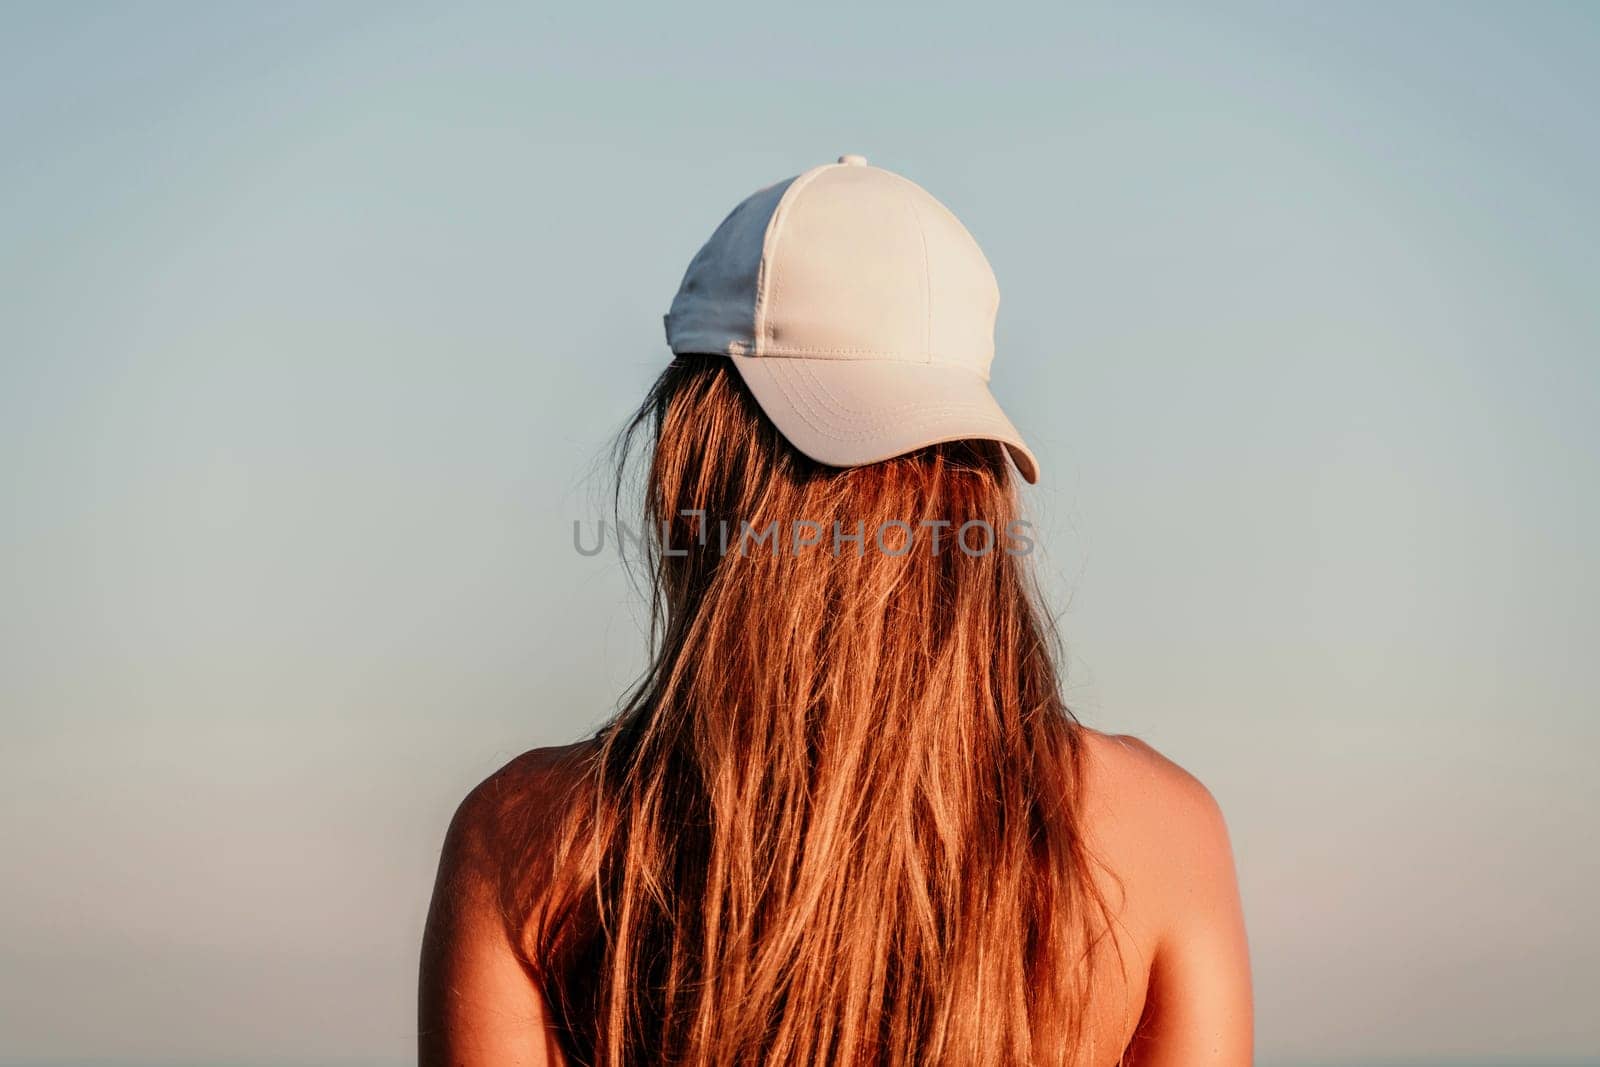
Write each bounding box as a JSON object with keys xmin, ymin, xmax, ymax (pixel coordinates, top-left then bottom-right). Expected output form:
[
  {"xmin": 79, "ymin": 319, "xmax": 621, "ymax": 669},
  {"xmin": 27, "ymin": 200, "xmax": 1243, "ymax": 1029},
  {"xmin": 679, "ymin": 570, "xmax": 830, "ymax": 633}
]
[{"xmin": 837, "ymin": 154, "xmax": 868, "ymax": 166}]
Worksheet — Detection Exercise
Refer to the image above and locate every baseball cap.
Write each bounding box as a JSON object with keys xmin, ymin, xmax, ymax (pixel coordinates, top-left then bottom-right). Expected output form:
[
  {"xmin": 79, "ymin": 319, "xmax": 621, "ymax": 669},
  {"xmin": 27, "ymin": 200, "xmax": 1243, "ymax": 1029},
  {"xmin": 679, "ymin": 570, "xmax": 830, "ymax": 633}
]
[{"xmin": 662, "ymin": 153, "xmax": 1039, "ymax": 484}]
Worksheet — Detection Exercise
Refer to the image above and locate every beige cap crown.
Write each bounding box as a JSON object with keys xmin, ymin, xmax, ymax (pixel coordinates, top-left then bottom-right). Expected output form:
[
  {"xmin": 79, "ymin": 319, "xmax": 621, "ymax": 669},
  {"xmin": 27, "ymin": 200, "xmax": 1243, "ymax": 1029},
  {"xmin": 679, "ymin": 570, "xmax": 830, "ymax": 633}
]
[{"xmin": 663, "ymin": 154, "xmax": 1037, "ymax": 483}]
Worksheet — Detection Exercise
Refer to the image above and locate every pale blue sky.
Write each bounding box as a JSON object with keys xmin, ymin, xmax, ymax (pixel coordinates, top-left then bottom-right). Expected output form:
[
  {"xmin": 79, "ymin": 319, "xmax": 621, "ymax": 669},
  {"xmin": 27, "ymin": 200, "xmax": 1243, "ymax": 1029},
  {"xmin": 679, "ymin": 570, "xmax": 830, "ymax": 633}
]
[{"xmin": 2, "ymin": 2, "xmax": 1597, "ymax": 1064}]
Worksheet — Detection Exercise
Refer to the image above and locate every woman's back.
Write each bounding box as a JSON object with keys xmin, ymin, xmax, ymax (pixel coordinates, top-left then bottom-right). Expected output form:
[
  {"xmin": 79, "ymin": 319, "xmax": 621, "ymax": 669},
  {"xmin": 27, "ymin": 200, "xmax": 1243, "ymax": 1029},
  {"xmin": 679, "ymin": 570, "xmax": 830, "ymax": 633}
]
[{"xmin": 420, "ymin": 727, "xmax": 1250, "ymax": 1065}]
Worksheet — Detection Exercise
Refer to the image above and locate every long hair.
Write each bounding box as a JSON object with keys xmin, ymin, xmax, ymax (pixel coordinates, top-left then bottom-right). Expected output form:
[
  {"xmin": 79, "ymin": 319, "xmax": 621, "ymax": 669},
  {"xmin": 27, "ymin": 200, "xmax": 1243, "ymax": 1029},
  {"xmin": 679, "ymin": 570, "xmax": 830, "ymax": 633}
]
[{"xmin": 510, "ymin": 355, "xmax": 1114, "ymax": 1065}]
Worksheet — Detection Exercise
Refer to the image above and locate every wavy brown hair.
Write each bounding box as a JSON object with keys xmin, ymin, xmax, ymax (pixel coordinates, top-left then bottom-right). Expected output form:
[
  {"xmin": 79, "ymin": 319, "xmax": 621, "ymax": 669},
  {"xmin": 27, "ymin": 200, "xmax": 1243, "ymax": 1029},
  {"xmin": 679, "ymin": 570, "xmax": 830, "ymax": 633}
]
[{"xmin": 507, "ymin": 356, "xmax": 1114, "ymax": 1066}]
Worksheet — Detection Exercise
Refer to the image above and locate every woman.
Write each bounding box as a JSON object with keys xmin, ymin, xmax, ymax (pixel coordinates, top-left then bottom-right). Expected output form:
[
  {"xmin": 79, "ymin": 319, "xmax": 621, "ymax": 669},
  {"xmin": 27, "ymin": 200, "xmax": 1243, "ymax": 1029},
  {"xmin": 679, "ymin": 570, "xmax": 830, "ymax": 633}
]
[{"xmin": 419, "ymin": 155, "xmax": 1252, "ymax": 1066}]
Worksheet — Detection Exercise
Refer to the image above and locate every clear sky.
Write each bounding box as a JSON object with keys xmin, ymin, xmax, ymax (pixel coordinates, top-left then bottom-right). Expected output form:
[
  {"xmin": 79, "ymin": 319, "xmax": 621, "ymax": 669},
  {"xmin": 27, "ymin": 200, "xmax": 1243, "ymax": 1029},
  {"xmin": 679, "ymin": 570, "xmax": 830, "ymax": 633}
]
[{"xmin": 2, "ymin": 2, "xmax": 1596, "ymax": 1064}]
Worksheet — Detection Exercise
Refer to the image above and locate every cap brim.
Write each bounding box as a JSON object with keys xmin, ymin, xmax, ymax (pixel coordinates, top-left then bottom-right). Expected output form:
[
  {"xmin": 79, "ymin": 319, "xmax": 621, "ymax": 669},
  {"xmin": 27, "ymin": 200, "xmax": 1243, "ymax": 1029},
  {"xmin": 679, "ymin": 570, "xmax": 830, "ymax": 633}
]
[{"xmin": 727, "ymin": 355, "xmax": 1039, "ymax": 484}]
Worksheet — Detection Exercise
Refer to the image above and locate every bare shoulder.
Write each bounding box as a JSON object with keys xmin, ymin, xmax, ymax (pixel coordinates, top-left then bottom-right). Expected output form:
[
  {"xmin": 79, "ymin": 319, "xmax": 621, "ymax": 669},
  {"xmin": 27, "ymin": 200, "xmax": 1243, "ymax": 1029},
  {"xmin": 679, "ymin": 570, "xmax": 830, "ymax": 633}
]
[
  {"xmin": 1074, "ymin": 727, "xmax": 1252, "ymax": 1065},
  {"xmin": 1078, "ymin": 728, "xmax": 1228, "ymax": 829},
  {"xmin": 440, "ymin": 740, "xmax": 595, "ymax": 875},
  {"xmin": 1074, "ymin": 727, "xmax": 1240, "ymax": 939},
  {"xmin": 420, "ymin": 741, "xmax": 596, "ymax": 1066},
  {"xmin": 425, "ymin": 740, "xmax": 598, "ymax": 955}
]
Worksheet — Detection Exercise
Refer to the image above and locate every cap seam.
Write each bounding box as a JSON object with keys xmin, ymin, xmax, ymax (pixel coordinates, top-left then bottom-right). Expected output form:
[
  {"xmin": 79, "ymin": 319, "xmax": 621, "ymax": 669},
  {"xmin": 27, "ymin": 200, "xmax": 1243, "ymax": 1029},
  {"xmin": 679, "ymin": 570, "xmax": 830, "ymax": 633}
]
[
  {"xmin": 900, "ymin": 186, "xmax": 933, "ymax": 364},
  {"xmin": 752, "ymin": 163, "xmax": 839, "ymax": 358}
]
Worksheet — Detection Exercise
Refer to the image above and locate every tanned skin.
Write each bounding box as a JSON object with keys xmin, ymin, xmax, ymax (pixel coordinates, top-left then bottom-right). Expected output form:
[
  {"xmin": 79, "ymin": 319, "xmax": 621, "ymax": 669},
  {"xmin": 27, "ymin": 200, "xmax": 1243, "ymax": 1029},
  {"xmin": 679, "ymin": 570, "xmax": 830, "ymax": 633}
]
[{"xmin": 418, "ymin": 729, "xmax": 1253, "ymax": 1065}]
